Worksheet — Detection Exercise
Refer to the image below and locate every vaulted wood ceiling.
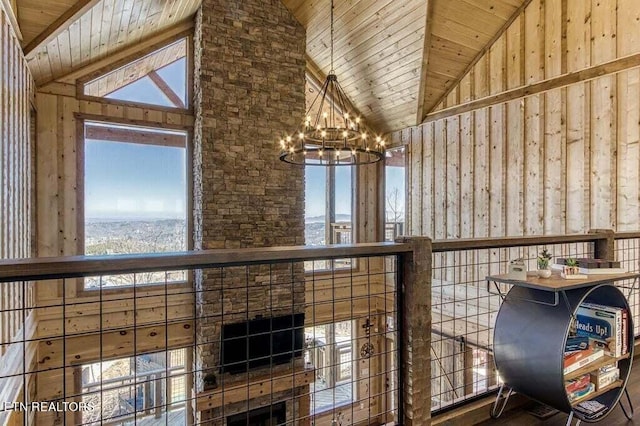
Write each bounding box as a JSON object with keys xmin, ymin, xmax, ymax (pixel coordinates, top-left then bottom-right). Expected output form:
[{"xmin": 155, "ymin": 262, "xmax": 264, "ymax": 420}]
[
  {"xmin": 15, "ymin": 0, "xmax": 528, "ymax": 132},
  {"xmin": 16, "ymin": 0, "xmax": 198, "ymax": 86}
]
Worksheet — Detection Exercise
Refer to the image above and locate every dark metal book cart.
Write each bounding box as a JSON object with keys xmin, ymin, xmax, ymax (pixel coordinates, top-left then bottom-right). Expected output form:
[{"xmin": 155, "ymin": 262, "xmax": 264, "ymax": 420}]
[{"xmin": 486, "ymin": 272, "xmax": 639, "ymax": 425}]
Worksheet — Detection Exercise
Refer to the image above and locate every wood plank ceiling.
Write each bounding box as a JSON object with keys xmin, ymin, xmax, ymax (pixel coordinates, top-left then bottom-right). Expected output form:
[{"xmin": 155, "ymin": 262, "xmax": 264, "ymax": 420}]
[
  {"xmin": 16, "ymin": 0, "xmax": 199, "ymax": 86},
  {"xmin": 283, "ymin": 0, "xmax": 527, "ymax": 133},
  {"xmin": 16, "ymin": 0, "xmax": 527, "ymax": 133}
]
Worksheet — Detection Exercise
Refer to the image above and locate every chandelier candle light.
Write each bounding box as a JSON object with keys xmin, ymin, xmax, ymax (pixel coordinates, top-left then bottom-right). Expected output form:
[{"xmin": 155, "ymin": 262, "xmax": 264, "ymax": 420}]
[{"xmin": 278, "ymin": 0, "xmax": 385, "ymax": 166}]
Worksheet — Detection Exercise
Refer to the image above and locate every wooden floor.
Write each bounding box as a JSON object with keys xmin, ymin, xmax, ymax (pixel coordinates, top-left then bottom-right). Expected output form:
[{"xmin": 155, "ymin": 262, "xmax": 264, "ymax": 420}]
[{"xmin": 478, "ymin": 365, "xmax": 640, "ymax": 426}]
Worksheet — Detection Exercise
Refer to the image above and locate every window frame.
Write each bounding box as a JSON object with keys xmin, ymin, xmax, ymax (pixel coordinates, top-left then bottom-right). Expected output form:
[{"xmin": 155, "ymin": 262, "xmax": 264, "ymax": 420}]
[
  {"xmin": 77, "ymin": 34, "xmax": 193, "ymax": 113},
  {"xmin": 305, "ymin": 320, "xmax": 358, "ymax": 415},
  {"xmin": 78, "ymin": 348, "xmax": 188, "ymax": 425},
  {"xmin": 76, "ymin": 115, "xmax": 193, "ymax": 295},
  {"xmin": 304, "ymin": 165, "xmax": 358, "ymax": 274}
]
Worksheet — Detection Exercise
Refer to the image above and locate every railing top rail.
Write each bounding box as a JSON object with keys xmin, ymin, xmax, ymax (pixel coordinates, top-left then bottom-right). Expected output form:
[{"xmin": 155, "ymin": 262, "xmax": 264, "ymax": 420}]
[
  {"xmin": 432, "ymin": 233, "xmax": 603, "ymax": 252},
  {"xmin": 613, "ymin": 231, "xmax": 640, "ymax": 240},
  {"xmin": 0, "ymin": 242, "xmax": 412, "ymax": 282}
]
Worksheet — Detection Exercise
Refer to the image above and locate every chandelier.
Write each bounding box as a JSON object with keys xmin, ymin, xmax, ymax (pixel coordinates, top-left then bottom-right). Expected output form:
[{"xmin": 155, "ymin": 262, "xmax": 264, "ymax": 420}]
[{"xmin": 278, "ymin": 0, "xmax": 385, "ymax": 166}]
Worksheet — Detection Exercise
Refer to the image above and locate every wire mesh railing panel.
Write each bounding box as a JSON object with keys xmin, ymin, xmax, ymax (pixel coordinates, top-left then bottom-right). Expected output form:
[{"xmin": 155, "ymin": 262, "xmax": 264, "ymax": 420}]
[
  {"xmin": 614, "ymin": 237, "xmax": 640, "ymax": 336},
  {"xmin": 430, "ymin": 241, "xmax": 594, "ymax": 413},
  {"xmin": 0, "ymin": 248, "xmax": 402, "ymax": 426}
]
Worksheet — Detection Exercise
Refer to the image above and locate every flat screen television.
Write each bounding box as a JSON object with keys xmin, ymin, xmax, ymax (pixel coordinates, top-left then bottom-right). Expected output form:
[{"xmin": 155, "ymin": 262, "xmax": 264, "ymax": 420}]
[{"xmin": 220, "ymin": 313, "xmax": 305, "ymax": 374}]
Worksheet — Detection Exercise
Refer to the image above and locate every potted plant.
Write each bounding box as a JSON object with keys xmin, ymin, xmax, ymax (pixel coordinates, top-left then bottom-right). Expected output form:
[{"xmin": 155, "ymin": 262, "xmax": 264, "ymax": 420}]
[
  {"xmin": 537, "ymin": 249, "xmax": 553, "ymax": 278},
  {"xmin": 563, "ymin": 257, "xmax": 580, "ymax": 277}
]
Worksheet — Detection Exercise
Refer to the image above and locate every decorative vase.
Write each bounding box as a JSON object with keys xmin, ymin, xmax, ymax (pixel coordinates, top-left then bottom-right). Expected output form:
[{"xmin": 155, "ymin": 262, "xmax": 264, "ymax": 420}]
[{"xmin": 538, "ymin": 269, "xmax": 552, "ymax": 278}]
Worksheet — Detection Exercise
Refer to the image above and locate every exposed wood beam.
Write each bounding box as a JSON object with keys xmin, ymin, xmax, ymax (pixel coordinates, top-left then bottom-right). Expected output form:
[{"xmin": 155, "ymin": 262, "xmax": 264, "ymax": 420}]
[
  {"xmin": 423, "ymin": 52, "xmax": 640, "ymax": 123},
  {"xmin": 415, "ymin": 0, "xmax": 434, "ymax": 124},
  {"xmin": 422, "ymin": 0, "xmax": 535, "ymax": 119},
  {"xmin": 305, "ymin": 53, "xmax": 385, "ymax": 138},
  {"xmin": 23, "ymin": 0, "xmax": 100, "ymax": 56},
  {"xmin": 147, "ymin": 70, "xmax": 186, "ymax": 109},
  {"xmin": 85, "ymin": 125, "xmax": 186, "ymax": 148},
  {"xmin": 87, "ymin": 43, "xmax": 185, "ymax": 98},
  {"xmin": 38, "ymin": 18, "xmax": 194, "ymax": 88}
]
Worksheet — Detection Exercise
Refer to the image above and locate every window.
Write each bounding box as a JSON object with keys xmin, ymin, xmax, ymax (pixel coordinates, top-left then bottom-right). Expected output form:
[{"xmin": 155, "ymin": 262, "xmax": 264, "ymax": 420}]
[
  {"xmin": 83, "ymin": 121, "xmax": 188, "ymax": 289},
  {"xmin": 305, "ymin": 165, "xmax": 353, "ymax": 270},
  {"xmin": 385, "ymin": 147, "xmax": 405, "ymax": 241},
  {"xmin": 304, "ymin": 321, "xmax": 356, "ymax": 414},
  {"xmin": 83, "ymin": 38, "xmax": 188, "ymax": 109},
  {"xmin": 80, "ymin": 349, "xmax": 187, "ymax": 425}
]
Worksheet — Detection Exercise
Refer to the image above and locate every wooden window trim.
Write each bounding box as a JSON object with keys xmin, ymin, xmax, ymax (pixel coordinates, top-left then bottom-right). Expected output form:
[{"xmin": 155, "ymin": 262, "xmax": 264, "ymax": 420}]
[
  {"xmin": 76, "ymin": 34, "xmax": 192, "ymax": 114},
  {"xmin": 75, "ymin": 117, "xmax": 193, "ymax": 297}
]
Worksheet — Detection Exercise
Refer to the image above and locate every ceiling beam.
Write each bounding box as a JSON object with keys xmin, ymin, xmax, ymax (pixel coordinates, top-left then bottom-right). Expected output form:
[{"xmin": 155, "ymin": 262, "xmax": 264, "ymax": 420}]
[
  {"xmin": 85, "ymin": 40, "xmax": 186, "ymax": 97},
  {"xmin": 422, "ymin": 0, "xmax": 535, "ymax": 120},
  {"xmin": 305, "ymin": 53, "xmax": 385, "ymax": 139},
  {"xmin": 423, "ymin": 51, "xmax": 640, "ymax": 123},
  {"xmin": 85, "ymin": 125, "xmax": 186, "ymax": 148},
  {"xmin": 414, "ymin": 0, "xmax": 434, "ymax": 124},
  {"xmin": 23, "ymin": 0, "xmax": 100, "ymax": 56},
  {"xmin": 148, "ymin": 70, "xmax": 186, "ymax": 109},
  {"xmin": 38, "ymin": 19, "xmax": 193, "ymax": 88}
]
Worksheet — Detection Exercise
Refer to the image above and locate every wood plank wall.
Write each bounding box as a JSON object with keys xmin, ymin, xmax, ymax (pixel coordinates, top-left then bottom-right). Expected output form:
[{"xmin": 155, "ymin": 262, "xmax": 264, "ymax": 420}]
[
  {"xmin": 33, "ymin": 82, "xmax": 196, "ymax": 412},
  {"xmin": 395, "ymin": 0, "xmax": 640, "ymax": 238},
  {"xmin": 0, "ymin": 5, "xmax": 36, "ymax": 425}
]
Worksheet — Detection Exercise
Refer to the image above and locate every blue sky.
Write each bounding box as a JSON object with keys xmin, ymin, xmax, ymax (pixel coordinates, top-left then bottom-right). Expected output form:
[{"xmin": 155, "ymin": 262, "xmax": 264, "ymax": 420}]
[
  {"xmin": 85, "ymin": 140, "xmax": 186, "ymax": 219},
  {"xmin": 85, "ymin": 57, "xmax": 188, "ymax": 220}
]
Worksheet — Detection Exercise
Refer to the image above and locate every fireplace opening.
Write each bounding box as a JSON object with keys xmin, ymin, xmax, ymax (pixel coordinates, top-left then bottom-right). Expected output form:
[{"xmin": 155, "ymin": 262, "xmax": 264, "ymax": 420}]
[
  {"xmin": 220, "ymin": 313, "xmax": 305, "ymax": 374},
  {"xmin": 227, "ymin": 401, "xmax": 286, "ymax": 426}
]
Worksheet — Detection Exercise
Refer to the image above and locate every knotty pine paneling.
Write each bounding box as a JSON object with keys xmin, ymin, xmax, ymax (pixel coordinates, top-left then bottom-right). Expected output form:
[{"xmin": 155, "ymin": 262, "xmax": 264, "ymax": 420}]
[
  {"xmin": 402, "ymin": 0, "xmax": 640, "ymax": 238},
  {"xmin": 0, "ymin": 7, "xmax": 36, "ymax": 426}
]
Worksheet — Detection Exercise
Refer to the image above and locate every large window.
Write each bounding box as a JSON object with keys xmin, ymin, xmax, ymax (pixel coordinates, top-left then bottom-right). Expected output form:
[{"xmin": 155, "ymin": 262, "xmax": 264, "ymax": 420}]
[
  {"xmin": 83, "ymin": 121, "xmax": 188, "ymax": 289},
  {"xmin": 385, "ymin": 147, "xmax": 405, "ymax": 241},
  {"xmin": 81, "ymin": 349, "xmax": 187, "ymax": 425},
  {"xmin": 305, "ymin": 165, "xmax": 353, "ymax": 270},
  {"xmin": 304, "ymin": 321, "xmax": 356, "ymax": 414},
  {"xmin": 83, "ymin": 38, "xmax": 188, "ymax": 110}
]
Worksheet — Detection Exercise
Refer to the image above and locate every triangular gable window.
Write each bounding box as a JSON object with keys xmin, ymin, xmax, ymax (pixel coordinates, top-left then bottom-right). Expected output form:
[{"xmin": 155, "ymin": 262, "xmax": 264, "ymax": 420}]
[{"xmin": 83, "ymin": 38, "xmax": 188, "ymax": 109}]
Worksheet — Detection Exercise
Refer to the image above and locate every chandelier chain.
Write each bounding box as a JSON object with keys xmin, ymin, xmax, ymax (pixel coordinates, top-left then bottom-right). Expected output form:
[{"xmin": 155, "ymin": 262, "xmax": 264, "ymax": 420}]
[{"xmin": 330, "ymin": 0, "xmax": 334, "ymax": 74}]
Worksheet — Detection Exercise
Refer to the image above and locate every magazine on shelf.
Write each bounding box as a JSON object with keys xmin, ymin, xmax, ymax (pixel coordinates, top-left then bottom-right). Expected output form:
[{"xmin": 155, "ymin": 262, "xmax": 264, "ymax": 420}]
[{"xmin": 574, "ymin": 400, "xmax": 608, "ymax": 420}]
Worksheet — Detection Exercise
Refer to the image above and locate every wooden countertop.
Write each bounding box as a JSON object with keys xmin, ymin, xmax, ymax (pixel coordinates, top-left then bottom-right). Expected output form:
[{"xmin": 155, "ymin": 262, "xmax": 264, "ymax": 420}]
[{"xmin": 486, "ymin": 272, "xmax": 640, "ymax": 292}]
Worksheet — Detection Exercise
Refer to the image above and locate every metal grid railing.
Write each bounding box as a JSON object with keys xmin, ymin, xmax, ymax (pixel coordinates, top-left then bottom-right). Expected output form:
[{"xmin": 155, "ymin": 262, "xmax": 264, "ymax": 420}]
[
  {"xmin": 0, "ymin": 244, "xmax": 408, "ymax": 426},
  {"xmin": 429, "ymin": 238, "xmax": 596, "ymax": 413},
  {"xmin": 614, "ymin": 233, "xmax": 640, "ymax": 337}
]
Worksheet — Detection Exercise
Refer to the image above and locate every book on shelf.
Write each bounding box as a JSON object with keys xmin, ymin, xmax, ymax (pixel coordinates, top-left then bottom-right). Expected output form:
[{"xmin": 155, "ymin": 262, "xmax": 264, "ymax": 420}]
[
  {"xmin": 565, "ymin": 373, "xmax": 590, "ymax": 395},
  {"xmin": 564, "ymin": 348, "xmax": 604, "ymax": 375},
  {"xmin": 576, "ymin": 303, "xmax": 624, "ymax": 357},
  {"xmin": 578, "ymin": 267, "xmax": 626, "ymax": 274},
  {"xmin": 565, "ymin": 336, "xmax": 589, "ymax": 353},
  {"xmin": 568, "ymin": 382, "xmax": 595, "ymax": 402},
  {"xmin": 590, "ymin": 366, "xmax": 620, "ymax": 391}
]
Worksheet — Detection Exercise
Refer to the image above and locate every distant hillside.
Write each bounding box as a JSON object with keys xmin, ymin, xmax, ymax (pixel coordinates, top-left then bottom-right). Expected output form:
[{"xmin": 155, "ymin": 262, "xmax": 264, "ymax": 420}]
[
  {"xmin": 85, "ymin": 219, "xmax": 186, "ymax": 255},
  {"xmin": 305, "ymin": 214, "xmax": 351, "ymax": 223}
]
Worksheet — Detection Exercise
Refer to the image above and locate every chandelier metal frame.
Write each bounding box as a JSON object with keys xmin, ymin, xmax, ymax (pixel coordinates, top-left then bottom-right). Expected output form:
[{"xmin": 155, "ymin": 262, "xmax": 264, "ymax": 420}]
[{"xmin": 278, "ymin": 0, "xmax": 385, "ymax": 166}]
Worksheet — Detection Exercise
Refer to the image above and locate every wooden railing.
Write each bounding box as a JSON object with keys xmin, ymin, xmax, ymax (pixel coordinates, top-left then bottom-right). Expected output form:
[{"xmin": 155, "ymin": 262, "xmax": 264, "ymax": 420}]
[
  {"xmin": 427, "ymin": 230, "xmax": 640, "ymax": 415},
  {"xmin": 0, "ymin": 242, "xmax": 430, "ymax": 426}
]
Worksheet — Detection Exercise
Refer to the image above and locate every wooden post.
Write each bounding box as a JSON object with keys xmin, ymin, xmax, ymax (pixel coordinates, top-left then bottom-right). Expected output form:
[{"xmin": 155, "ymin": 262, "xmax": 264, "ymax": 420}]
[
  {"xmin": 395, "ymin": 236, "xmax": 431, "ymax": 426},
  {"xmin": 155, "ymin": 373, "xmax": 162, "ymax": 418},
  {"xmin": 589, "ymin": 229, "xmax": 616, "ymax": 260}
]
